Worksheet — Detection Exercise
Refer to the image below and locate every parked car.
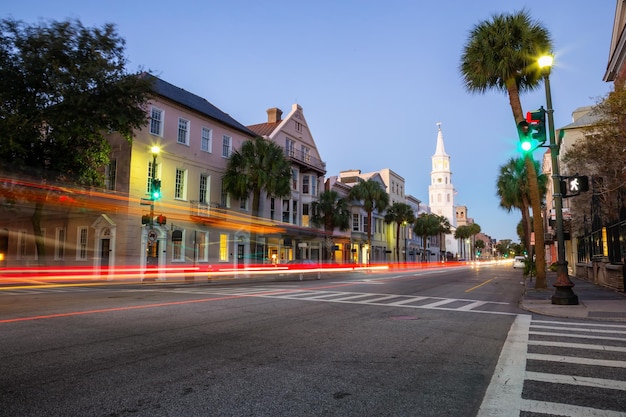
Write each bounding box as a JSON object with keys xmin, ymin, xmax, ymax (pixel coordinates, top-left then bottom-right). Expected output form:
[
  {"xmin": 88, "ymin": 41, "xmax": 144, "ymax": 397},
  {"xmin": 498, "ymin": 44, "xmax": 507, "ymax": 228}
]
[{"xmin": 513, "ymin": 256, "xmax": 525, "ymax": 269}]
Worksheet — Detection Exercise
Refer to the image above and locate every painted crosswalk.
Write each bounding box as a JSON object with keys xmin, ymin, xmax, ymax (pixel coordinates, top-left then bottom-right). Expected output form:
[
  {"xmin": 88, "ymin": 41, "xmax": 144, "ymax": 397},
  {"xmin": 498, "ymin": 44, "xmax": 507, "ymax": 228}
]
[
  {"xmin": 479, "ymin": 316, "xmax": 626, "ymax": 417},
  {"xmin": 159, "ymin": 286, "xmax": 513, "ymax": 315}
]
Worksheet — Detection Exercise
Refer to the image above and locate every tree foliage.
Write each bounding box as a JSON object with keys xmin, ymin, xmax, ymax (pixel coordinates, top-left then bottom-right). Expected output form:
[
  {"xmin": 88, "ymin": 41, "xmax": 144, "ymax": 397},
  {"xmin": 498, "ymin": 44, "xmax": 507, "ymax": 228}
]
[
  {"xmin": 496, "ymin": 157, "xmax": 547, "ymax": 252},
  {"xmin": 384, "ymin": 202, "xmax": 416, "ymax": 263},
  {"xmin": 348, "ymin": 179, "xmax": 389, "ymax": 261},
  {"xmin": 0, "ymin": 18, "xmax": 153, "ymax": 263},
  {"xmin": 311, "ymin": 190, "xmax": 351, "ymax": 261},
  {"xmin": 413, "ymin": 213, "xmax": 447, "ymax": 261},
  {"xmin": 223, "ymin": 136, "xmax": 292, "ymax": 259},
  {"xmin": 562, "ymin": 87, "xmax": 626, "ymax": 233},
  {"xmin": 460, "ymin": 9, "xmax": 552, "ymax": 287},
  {"xmin": 0, "ymin": 18, "xmax": 153, "ymax": 184}
]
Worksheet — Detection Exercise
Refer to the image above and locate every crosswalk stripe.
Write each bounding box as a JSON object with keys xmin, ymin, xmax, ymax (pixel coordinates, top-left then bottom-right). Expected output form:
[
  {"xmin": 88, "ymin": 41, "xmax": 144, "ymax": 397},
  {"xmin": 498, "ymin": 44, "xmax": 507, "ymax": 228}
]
[
  {"xmin": 525, "ymin": 371, "xmax": 626, "ymax": 391},
  {"xmin": 520, "ymin": 398, "xmax": 626, "ymax": 417},
  {"xmin": 388, "ymin": 296, "xmax": 428, "ymax": 305},
  {"xmin": 526, "ymin": 352, "xmax": 626, "ymax": 368},
  {"xmin": 528, "ymin": 339, "xmax": 626, "ymax": 353},
  {"xmin": 457, "ymin": 300, "xmax": 488, "ymax": 311},
  {"xmin": 419, "ymin": 299, "xmax": 459, "ymax": 308},
  {"xmin": 532, "ymin": 324, "xmax": 626, "ymax": 335},
  {"xmin": 532, "ymin": 319, "xmax": 626, "ymax": 329},
  {"xmin": 530, "ymin": 330, "xmax": 626, "ymax": 342}
]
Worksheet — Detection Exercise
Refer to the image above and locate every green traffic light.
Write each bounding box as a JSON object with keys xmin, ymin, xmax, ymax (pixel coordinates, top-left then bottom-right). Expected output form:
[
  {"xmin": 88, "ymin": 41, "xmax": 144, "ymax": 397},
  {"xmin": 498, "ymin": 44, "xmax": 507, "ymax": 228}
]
[
  {"xmin": 520, "ymin": 140, "xmax": 532, "ymax": 152},
  {"xmin": 151, "ymin": 179, "xmax": 161, "ymax": 200}
]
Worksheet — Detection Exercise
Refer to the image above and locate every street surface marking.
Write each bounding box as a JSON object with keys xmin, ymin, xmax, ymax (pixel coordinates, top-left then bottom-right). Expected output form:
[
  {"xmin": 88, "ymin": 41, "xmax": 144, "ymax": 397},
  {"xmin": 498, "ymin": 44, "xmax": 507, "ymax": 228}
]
[
  {"xmin": 525, "ymin": 371, "xmax": 626, "ymax": 391},
  {"xmin": 477, "ymin": 314, "xmax": 530, "ymax": 417}
]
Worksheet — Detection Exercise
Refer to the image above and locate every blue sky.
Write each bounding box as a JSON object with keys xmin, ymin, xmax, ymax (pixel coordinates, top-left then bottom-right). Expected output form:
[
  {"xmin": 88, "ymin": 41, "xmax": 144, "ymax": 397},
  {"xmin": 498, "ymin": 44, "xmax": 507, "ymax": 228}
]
[{"xmin": 4, "ymin": 1, "xmax": 615, "ymax": 242}]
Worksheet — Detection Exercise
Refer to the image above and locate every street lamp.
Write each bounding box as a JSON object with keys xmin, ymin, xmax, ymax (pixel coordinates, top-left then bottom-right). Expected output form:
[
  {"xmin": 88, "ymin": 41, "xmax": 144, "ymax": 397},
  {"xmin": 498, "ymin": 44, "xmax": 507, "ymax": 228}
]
[{"xmin": 538, "ymin": 55, "xmax": 579, "ymax": 305}]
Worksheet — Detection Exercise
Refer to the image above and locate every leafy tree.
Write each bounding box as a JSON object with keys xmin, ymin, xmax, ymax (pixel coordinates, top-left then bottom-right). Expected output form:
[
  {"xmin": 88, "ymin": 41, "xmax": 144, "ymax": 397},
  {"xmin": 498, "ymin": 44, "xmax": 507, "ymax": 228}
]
[
  {"xmin": 311, "ymin": 190, "xmax": 351, "ymax": 261},
  {"xmin": 348, "ymin": 179, "xmax": 389, "ymax": 263},
  {"xmin": 223, "ymin": 136, "xmax": 292, "ymax": 260},
  {"xmin": 495, "ymin": 239, "xmax": 513, "ymax": 258},
  {"xmin": 384, "ymin": 202, "xmax": 416, "ymax": 263},
  {"xmin": 475, "ymin": 239, "xmax": 486, "ymax": 257},
  {"xmin": 0, "ymin": 18, "xmax": 153, "ymax": 262},
  {"xmin": 460, "ymin": 9, "xmax": 552, "ymax": 288},
  {"xmin": 562, "ymin": 87, "xmax": 626, "ymax": 235},
  {"xmin": 413, "ymin": 213, "xmax": 444, "ymax": 261}
]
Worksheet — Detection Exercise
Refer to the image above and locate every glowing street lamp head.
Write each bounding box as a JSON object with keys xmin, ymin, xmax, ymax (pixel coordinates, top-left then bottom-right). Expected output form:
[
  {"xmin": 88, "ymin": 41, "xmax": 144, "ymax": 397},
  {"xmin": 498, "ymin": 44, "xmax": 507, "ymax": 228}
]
[
  {"xmin": 150, "ymin": 145, "xmax": 160, "ymax": 155},
  {"xmin": 538, "ymin": 55, "xmax": 554, "ymax": 69}
]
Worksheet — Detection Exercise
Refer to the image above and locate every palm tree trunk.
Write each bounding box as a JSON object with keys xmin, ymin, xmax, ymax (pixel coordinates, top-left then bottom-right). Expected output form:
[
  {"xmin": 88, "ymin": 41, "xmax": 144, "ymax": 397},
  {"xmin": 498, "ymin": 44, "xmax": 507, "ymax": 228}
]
[
  {"xmin": 524, "ymin": 155, "xmax": 547, "ymax": 288},
  {"xmin": 508, "ymin": 81, "xmax": 546, "ymax": 288}
]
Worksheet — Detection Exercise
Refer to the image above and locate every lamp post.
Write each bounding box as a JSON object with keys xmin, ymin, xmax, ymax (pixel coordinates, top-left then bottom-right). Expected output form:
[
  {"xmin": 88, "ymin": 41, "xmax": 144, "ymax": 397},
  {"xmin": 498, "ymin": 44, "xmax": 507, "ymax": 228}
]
[
  {"xmin": 146, "ymin": 146, "xmax": 160, "ymax": 273},
  {"xmin": 149, "ymin": 146, "xmax": 160, "ymax": 229},
  {"xmin": 538, "ymin": 55, "xmax": 579, "ymax": 305}
]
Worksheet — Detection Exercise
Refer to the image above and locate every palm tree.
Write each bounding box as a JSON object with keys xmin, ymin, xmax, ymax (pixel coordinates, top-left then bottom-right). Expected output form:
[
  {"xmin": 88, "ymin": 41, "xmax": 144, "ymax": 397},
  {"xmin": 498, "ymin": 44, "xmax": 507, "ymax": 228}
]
[
  {"xmin": 468, "ymin": 223, "xmax": 482, "ymax": 261},
  {"xmin": 348, "ymin": 179, "xmax": 389, "ymax": 263},
  {"xmin": 222, "ymin": 136, "xmax": 292, "ymax": 260},
  {"xmin": 413, "ymin": 213, "xmax": 443, "ymax": 262},
  {"xmin": 496, "ymin": 157, "xmax": 548, "ymax": 255},
  {"xmin": 435, "ymin": 214, "xmax": 452, "ymax": 261},
  {"xmin": 454, "ymin": 225, "xmax": 472, "ymax": 260},
  {"xmin": 384, "ymin": 202, "xmax": 416, "ymax": 263},
  {"xmin": 311, "ymin": 190, "xmax": 351, "ymax": 262},
  {"xmin": 460, "ymin": 9, "xmax": 552, "ymax": 288}
]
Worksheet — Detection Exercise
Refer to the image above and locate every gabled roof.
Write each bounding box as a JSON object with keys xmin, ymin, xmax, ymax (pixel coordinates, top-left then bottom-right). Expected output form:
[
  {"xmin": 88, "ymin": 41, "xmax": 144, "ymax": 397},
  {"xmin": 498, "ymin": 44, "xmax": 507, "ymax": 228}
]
[
  {"xmin": 559, "ymin": 107, "xmax": 602, "ymax": 130},
  {"xmin": 142, "ymin": 73, "xmax": 255, "ymax": 137},
  {"xmin": 248, "ymin": 121, "xmax": 281, "ymax": 137}
]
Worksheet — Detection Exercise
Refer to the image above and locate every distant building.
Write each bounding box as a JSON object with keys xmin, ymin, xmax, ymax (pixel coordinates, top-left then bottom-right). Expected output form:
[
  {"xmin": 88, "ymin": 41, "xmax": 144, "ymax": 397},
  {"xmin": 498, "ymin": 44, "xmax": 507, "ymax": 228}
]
[{"xmin": 428, "ymin": 123, "xmax": 459, "ymax": 259}]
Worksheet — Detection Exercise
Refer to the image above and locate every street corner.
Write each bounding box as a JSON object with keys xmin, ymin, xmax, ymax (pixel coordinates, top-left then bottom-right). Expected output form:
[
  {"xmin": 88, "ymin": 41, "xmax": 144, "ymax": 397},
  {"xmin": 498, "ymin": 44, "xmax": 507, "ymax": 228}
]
[{"xmin": 520, "ymin": 298, "xmax": 589, "ymax": 319}]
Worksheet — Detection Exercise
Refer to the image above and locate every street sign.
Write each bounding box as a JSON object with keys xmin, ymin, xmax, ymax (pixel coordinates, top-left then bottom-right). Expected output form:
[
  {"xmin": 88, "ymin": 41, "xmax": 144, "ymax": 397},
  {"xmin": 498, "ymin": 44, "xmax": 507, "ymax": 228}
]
[
  {"xmin": 140, "ymin": 198, "xmax": 152, "ymax": 206},
  {"xmin": 148, "ymin": 230, "xmax": 157, "ymax": 243},
  {"xmin": 564, "ymin": 175, "xmax": 588, "ymax": 197},
  {"xmin": 567, "ymin": 176, "xmax": 581, "ymax": 196}
]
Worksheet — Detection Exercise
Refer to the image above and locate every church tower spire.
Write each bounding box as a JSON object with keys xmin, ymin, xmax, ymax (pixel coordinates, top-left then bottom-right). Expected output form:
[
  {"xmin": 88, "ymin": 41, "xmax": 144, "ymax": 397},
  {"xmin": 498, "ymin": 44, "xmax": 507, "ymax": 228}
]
[{"xmin": 428, "ymin": 123, "xmax": 456, "ymax": 227}]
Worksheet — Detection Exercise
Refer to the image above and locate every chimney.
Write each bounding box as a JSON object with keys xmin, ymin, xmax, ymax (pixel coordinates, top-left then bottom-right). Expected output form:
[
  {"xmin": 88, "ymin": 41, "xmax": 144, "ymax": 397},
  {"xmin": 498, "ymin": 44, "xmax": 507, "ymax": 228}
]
[{"xmin": 267, "ymin": 107, "xmax": 283, "ymax": 123}]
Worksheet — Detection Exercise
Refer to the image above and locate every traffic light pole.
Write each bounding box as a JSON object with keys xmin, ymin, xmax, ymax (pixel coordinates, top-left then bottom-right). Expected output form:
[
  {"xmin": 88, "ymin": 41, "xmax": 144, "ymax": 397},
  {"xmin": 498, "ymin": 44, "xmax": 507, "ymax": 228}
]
[
  {"xmin": 150, "ymin": 152, "xmax": 157, "ymax": 230},
  {"xmin": 542, "ymin": 70, "xmax": 579, "ymax": 305}
]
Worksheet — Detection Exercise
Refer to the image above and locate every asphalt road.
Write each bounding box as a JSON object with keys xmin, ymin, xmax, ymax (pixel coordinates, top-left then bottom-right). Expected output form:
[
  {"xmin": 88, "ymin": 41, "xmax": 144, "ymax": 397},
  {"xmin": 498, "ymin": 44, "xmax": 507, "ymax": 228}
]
[{"xmin": 1, "ymin": 263, "xmax": 624, "ymax": 416}]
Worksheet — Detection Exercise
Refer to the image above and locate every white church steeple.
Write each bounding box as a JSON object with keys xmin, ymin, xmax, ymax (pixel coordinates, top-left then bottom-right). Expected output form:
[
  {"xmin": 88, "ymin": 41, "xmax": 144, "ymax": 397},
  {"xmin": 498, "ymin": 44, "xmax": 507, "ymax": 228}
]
[{"xmin": 428, "ymin": 123, "xmax": 456, "ymax": 228}]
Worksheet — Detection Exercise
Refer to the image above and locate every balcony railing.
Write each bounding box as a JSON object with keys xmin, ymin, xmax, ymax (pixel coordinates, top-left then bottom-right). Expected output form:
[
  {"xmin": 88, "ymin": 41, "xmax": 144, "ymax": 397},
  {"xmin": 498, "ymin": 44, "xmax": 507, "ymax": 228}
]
[
  {"xmin": 189, "ymin": 201, "xmax": 211, "ymax": 218},
  {"xmin": 284, "ymin": 147, "xmax": 326, "ymax": 173}
]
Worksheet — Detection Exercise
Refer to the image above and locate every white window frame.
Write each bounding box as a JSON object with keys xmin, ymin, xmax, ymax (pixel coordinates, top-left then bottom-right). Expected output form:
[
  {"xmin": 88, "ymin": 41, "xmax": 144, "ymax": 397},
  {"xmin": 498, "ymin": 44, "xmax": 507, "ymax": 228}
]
[
  {"xmin": 222, "ymin": 135, "xmax": 232, "ymax": 158},
  {"xmin": 177, "ymin": 118, "xmax": 190, "ymax": 145},
  {"xmin": 199, "ymin": 174, "xmax": 210, "ymax": 204},
  {"xmin": 239, "ymin": 195, "xmax": 248, "ymax": 211},
  {"xmin": 219, "ymin": 233, "xmax": 229, "ymax": 262},
  {"xmin": 76, "ymin": 226, "xmax": 88, "ymax": 261},
  {"xmin": 197, "ymin": 231, "xmax": 209, "ymax": 262},
  {"xmin": 147, "ymin": 161, "xmax": 160, "ymax": 194},
  {"xmin": 201, "ymin": 127, "xmax": 213, "ymax": 153},
  {"xmin": 150, "ymin": 107, "xmax": 163, "ymax": 136},
  {"xmin": 175, "ymin": 168, "xmax": 188, "ymax": 200},
  {"xmin": 220, "ymin": 177, "xmax": 230, "ymax": 208},
  {"xmin": 285, "ymin": 138, "xmax": 295, "ymax": 157},
  {"xmin": 172, "ymin": 229, "xmax": 185, "ymax": 262}
]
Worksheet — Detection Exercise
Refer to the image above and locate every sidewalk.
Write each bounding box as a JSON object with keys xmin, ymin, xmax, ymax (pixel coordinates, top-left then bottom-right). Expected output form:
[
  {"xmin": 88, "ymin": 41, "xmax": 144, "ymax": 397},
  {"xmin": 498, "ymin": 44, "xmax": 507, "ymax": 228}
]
[{"xmin": 520, "ymin": 272, "xmax": 626, "ymax": 322}]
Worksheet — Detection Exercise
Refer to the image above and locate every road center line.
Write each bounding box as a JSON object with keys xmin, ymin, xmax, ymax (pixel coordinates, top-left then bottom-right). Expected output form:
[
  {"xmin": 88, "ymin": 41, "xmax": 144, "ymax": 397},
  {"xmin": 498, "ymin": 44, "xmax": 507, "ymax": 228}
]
[{"xmin": 465, "ymin": 278, "xmax": 495, "ymax": 293}]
